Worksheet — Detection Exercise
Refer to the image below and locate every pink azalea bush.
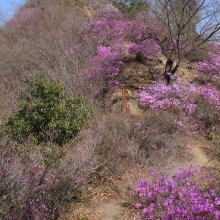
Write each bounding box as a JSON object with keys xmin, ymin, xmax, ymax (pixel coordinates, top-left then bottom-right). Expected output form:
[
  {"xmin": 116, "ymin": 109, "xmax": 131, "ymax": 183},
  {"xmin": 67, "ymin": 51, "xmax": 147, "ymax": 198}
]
[
  {"xmin": 90, "ymin": 46, "xmax": 124, "ymax": 85},
  {"xmin": 195, "ymin": 44, "xmax": 220, "ymax": 75},
  {"xmin": 79, "ymin": 45, "xmax": 124, "ymax": 95},
  {"xmin": 139, "ymin": 78, "xmax": 220, "ymax": 115},
  {"xmin": 138, "ymin": 79, "xmax": 198, "ymax": 115},
  {"xmin": 80, "ymin": 7, "xmax": 160, "ymax": 95},
  {"xmin": 0, "ymin": 134, "xmax": 96, "ymax": 219},
  {"xmin": 85, "ymin": 10, "xmax": 159, "ymax": 56},
  {"xmin": 7, "ymin": 7, "xmax": 39, "ymax": 35},
  {"xmin": 138, "ymin": 79, "xmax": 220, "ymax": 135},
  {"xmin": 199, "ymin": 85, "xmax": 220, "ymax": 110},
  {"xmin": 134, "ymin": 166, "xmax": 220, "ymax": 219}
]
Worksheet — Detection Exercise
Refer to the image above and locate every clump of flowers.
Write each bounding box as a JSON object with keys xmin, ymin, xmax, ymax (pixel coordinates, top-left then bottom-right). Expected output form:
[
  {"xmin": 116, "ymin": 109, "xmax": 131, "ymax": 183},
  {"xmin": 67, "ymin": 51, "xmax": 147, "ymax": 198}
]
[
  {"xmin": 0, "ymin": 134, "xmax": 96, "ymax": 219},
  {"xmin": 195, "ymin": 44, "xmax": 220, "ymax": 76},
  {"xmin": 7, "ymin": 7, "xmax": 39, "ymax": 35},
  {"xmin": 199, "ymin": 85, "xmax": 220, "ymax": 110},
  {"xmin": 134, "ymin": 166, "xmax": 220, "ymax": 219},
  {"xmin": 79, "ymin": 46, "xmax": 124, "ymax": 95},
  {"xmin": 91, "ymin": 46, "xmax": 124, "ymax": 84},
  {"xmin": 81, "ymin": 8, "xmax": 160, "ymax": 95},
  {"xmin": 138, "ymin": 79, "xmax": 197, "ymax": 115}
]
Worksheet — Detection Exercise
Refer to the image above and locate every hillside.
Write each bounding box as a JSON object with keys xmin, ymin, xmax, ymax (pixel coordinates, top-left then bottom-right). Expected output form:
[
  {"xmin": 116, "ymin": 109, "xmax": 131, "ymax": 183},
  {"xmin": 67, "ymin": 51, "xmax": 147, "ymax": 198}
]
[{"xmin": 1, "ymin": 0, "xmax": 220, "ymax": 219}]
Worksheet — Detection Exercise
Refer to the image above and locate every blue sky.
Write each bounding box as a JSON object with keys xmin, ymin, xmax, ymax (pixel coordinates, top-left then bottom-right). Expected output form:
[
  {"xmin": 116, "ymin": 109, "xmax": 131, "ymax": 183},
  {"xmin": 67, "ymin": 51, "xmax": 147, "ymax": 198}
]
[{"xmin": 0, "ymin": 0, "xmax": 25, "ymax": 22}]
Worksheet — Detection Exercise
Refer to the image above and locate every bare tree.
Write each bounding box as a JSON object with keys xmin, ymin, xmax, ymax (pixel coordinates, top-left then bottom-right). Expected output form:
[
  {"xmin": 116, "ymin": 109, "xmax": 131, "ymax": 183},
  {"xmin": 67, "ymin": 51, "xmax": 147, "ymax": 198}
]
[{"xmin": 144, "ymin": 0, "xmax": 220, "ymax": 83}]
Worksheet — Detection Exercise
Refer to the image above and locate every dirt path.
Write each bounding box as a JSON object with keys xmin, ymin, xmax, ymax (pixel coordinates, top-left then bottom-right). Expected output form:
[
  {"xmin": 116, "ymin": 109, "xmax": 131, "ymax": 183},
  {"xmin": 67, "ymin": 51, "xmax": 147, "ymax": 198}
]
[
  {"xmin": 177, "ymin": 135, "xmax": 217, "ymax": 168},
  {"xmin": 94, "ymin": 200, "xmax": 130, "ymax": 220},
  {"xmin": 59, "ymin": 177, "xmax": 137, "ymax": 220},
  {"xmin": 190, "ymin": 145, "xmax": 210, "ymax": 166}
]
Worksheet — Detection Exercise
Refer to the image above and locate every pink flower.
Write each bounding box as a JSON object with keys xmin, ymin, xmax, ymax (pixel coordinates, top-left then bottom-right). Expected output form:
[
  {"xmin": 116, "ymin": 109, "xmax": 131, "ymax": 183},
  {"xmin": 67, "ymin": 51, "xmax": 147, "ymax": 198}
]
[
  {"xmin": 135, "ymin": 203, "xmax": 142, "ymax": 209},
  {"xmin": 185, "ymin": 145, "xmax": 194, "ymax": 149}
]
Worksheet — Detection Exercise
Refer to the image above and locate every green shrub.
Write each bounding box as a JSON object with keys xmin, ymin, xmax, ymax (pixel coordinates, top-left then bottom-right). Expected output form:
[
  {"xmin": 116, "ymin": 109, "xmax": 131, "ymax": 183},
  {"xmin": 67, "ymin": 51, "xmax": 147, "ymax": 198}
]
[
  {"xmin": 113, "ymin": 0, "xmax": 149, "ymax": 15},
  {"xmin": 4, "ymin": 77, "xmax": 92, "ymax": 145}
]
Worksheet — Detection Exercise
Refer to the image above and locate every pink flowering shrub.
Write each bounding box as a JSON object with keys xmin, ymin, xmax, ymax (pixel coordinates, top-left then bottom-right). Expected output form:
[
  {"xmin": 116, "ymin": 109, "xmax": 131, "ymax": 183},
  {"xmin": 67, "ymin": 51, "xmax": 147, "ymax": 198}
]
[
  {"xmin": 85, "ymin": 11, "xmax": 159, "ymax": 54},
  {"xmin": 87, "ymin": 10, "xmax": 160, "ymax": 57},
  {"xmin": 199, "ymin": 85, "xmax": 220, "ymax": 110},
  {"xmin": 195, "ymin": 44, "xmax": 220, "ymax": 76},
  {"xmin": 0, "ymin": 137, "xmax": 56, "ymax": 219},
  {"xmin": 127, "ymin": 40, "xmax": 161, "ymax": 60},
  {"xmin": 0, "ymin": 134, "xmax": 96, "ymax": 219},
  {"xmin": 81, "ymin": 8, "xmax": 160, "ymax": 95},
  {"xmin": 138, "ymin": 79, "xmax": 220, "ymax": 135},
  {"xmin": 194, "ymin": 85, "xmax": 220, "ymax": 133},
  {"xmin": 79, "ymin": 46, "xmax": 124, "ymax": 95},
  {"xmin": 138, "ymin": 79, "xmax": 198, "ymax": 115},
  {"xmin": 7, "ymin": 7, "xmax": 39, "ymax": 35},
  {"xmin": 91, "ymin": 46, "xmax": 124, "ymax": 86},
  {"xmin": 134, "ymin": 166, "xmax": 220, "ymax": 219},
  {"xmin": 139, "ymin": 77, "xmax": 220, "ymax": 113}
]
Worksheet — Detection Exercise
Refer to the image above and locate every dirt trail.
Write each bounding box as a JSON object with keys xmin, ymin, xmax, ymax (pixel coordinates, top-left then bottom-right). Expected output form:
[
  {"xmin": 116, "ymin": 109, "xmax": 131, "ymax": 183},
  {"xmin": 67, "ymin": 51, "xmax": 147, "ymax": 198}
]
[
  {"xmin": 95, "ymin": 200, "xmax": 128, "ymax": 220},
  {"xmin": 178, "ymin": 135, "xmax": 217, "ymax": 168},
  {"xmin": 60, "ymin": 189, "xmax": 136, "ymax": 220},
  {"xmin": 190, "ymin": 146, "xmax": 210, "ymax": 166}
]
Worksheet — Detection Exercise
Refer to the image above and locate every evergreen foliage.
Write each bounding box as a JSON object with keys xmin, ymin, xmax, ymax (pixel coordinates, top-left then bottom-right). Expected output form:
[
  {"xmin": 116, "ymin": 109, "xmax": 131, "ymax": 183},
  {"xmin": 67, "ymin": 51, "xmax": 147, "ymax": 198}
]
[
  {"xmin": 113, "ymin": 0, "xmax": 149, "ymax": 15},
  {"xmin": 4, "ymin": 77, "xmax": 92, "ymax": 145}
]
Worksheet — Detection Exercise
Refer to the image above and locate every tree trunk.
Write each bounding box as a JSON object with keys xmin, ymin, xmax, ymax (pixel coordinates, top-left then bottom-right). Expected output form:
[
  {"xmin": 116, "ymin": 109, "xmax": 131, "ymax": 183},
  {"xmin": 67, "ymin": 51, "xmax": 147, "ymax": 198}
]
[
  {"xmin": 164, "ymin": 59, "xmax": 179, "ymax": 84},
  {"xmin": 164, "ymin": 59, "xmax": 173, "ymax": 84}
]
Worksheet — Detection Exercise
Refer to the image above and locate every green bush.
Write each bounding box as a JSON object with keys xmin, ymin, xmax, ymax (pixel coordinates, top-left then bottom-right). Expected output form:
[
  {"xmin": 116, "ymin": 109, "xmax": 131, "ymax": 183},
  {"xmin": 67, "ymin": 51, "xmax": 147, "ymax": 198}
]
[
  {"xmin": 113, "ymin": 0, "xmax": 149, "ymax": 15},
  {"xmin": 4, "ymin": 77, "xmax": 92, "ymax": 145}
]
